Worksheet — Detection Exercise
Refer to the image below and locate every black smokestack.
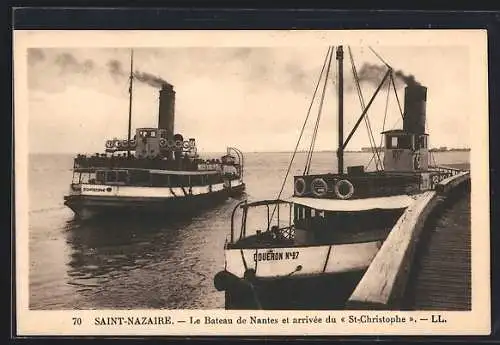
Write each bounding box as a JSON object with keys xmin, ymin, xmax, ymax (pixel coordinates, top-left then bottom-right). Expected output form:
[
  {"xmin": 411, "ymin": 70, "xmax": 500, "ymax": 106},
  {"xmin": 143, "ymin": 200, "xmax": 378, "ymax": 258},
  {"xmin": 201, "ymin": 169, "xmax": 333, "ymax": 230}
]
[
  {"xmin": 403, "ymin": 85, "xmax": 427, "ymax": 134},
  {"xmin": 158, "ymin": 83, "xmax": 175, "ymax": 138}
]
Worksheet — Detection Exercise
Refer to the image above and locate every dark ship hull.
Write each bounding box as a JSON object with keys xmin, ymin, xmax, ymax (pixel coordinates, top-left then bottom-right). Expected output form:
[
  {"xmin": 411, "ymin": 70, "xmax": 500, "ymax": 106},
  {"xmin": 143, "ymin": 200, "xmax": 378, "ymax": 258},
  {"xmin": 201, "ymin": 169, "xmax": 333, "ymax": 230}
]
[
  {"xmin": 217, "ymin": 270, "xmax": 365, "ymax": 310},
  {"xmin": 65, "ymin": 181, "xmax": 245, "ymax": 220}
]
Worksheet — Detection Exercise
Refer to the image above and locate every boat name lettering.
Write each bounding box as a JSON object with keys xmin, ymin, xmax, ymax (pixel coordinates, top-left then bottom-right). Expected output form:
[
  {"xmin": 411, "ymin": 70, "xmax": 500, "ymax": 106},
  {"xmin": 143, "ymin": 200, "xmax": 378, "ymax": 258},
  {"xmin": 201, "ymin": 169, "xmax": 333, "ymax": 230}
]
[
  {"xmin": 253, "ymin": 250, "xmax": 299, "ymax": 262},
  {"xmin": 83, "ymin": 187, "xmax": 108, "ymax": 192}
]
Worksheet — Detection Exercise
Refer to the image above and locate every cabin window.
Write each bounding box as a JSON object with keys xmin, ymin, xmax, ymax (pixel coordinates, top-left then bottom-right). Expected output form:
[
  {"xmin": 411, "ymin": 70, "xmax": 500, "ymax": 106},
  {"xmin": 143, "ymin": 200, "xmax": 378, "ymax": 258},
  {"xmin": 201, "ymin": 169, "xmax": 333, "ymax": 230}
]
[
  {"xmin": 151, "ymin": 174, "xmax": 169, "ymax": 187},
  {"xmin": 207, "ymin": 174, "xmax": 222, "ymax": 185},
  {"xmin": 416, "ymin": 135, "xmax": 427, "ymax": 149},
  {"xmin": 169, "ymin": 175, "xmax": 180, "ymax": 187},
  {"xmin": 72, "ymin": 172, "xmax": 81, "ymax": 184},
  {"xmin": 190, "ymin": 175, "xmax": 204, "ymax": 186},
  {"xmin": 88, "ymin": 173, "xmax": 96, "ymax": 183},
  {"xmin": 117, "ymin": 170, "xmax": 128, "ymax": 183},
  {"xmin": 96, "ymin": 171, "xmax": 105, "ymax": 184},
  {"xmin": 129, "ymin": 170, "xmax": 150, "ymax": 186},
  {"xmin": 104, "ymin": 170, "xmax": 128, "ymax": 184},
  {"xmin": 150, "ymin": 131, "xmax": 156, "ymax": 138},
  {"xmin": 80, "ymin": 172, "xmax": 96, "ymax": 184},
  {"xmin": 397, "ymin": 136, "xmax": 412, "ymax": 149},
  {"xmin": 391, "ymin": 137, "xmax": 398, "ymax": 148},
  {"xmin": 106, "ymin": 171, "xmax": 117, "ymax": 183},
  {"xmin": 386, "ymin": 135, "xmax": 412, "ymax": 149},
  {"xmin": 386, "ymin": 136, "xmax": 399, "ymax": 149}
]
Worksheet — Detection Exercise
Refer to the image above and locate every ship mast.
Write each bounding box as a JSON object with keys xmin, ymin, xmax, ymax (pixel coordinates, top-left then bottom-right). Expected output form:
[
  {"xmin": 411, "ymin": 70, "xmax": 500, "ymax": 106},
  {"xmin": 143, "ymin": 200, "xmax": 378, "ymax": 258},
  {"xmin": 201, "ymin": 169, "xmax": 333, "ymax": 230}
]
[
  {"xmin": 336, "ymin": 46, "xmax": 344, "ymax": 175},
  {"xmin": 127, "ymin": 49, "xmax": 134, "ymax": 157}
]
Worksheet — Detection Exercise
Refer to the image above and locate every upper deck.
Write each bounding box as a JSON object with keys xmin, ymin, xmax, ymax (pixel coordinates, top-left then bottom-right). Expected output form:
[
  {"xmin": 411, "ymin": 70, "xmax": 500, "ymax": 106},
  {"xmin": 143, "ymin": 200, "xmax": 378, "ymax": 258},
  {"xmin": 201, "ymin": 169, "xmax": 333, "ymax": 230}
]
[
  {"xmin": 73, "ymin": 154, "xmax": 226, "ymax": 173},
  {"xmin": 293, "ymin": 166, "xmax": 459, "ymax": 201}
]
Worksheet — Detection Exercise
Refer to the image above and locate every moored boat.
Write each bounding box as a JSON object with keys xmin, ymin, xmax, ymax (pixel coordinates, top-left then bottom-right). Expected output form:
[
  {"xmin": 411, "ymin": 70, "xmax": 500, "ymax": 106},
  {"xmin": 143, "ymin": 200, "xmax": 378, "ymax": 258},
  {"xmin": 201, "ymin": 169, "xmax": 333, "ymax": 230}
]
[
  {"xmin": 64, "ymin": 52, "xmax": 245, "ymax": 220},
  {"xmin": 214, "ymin": 45, "xmax": 462, "ymax": 310}
]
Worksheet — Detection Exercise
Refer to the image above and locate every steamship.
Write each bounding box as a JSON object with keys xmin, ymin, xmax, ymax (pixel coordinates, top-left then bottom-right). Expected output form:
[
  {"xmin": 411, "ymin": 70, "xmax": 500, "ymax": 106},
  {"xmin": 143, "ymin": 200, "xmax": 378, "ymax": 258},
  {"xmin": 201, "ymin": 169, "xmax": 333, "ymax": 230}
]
[
  {"xmin": 214, "ymin": 46, "xmax": 463, "ymax": 310},
  {"xmin": 64, "ymin": 52, "xmax": 245, "ymax": 220}
]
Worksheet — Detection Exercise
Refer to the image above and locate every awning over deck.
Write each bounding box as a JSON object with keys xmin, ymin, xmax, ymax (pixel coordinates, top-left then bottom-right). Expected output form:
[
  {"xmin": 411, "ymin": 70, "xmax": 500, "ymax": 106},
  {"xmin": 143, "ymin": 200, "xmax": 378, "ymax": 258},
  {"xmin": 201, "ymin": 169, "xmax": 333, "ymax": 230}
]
[{"xmin": 288, "ymin": 195, "xmax": 417, "ymax": 211}]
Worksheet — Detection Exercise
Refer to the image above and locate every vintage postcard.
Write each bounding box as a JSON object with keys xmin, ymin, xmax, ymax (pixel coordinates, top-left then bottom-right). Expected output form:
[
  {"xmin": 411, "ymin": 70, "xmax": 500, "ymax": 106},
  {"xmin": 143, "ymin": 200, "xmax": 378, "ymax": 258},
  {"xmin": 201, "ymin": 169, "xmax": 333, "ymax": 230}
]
[{"xmin": 14, "ymin": 29, "xmax": 490, "ymax": 336}]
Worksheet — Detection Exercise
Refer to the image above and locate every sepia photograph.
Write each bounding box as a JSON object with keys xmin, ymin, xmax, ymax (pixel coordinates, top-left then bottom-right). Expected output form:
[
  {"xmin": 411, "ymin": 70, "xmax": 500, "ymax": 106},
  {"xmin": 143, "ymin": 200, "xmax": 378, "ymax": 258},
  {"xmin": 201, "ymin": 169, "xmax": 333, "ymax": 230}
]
[{"xmin": 14, "ymin": 30, "xmax": 490, "ymax": 336}]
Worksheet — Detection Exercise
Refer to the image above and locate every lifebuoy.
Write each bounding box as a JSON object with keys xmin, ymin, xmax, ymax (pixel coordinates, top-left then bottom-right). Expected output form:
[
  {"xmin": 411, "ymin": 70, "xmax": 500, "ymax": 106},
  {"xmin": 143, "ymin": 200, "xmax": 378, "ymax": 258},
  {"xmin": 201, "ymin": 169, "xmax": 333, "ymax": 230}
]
[
  {"xmin": 334, "ymin": 179, "xmax": 355, "ymax": 200},
  {"xmin": 311, "ymin": 178, "xmax": 328, "ymax": 197},
  {"xmin": 182, "ymin": 141, "xmax": 190, "ymax": 149},
  {"xmin": 294, "ymin": 178, "xmax": 306, "ymax": 196},
  {"xmin": 159, "ymin": 138, "xmax": 167, "ymax": 148},
  {"xmin": 121, "ymin": 140, "xmax": 129, "ymax": 148},
  {"xmin": 414, "ymin": 154, "xmax": 421, "ymax": 170},
  {"xmin": 105, "ymin": 140, "xmax": 114, "ymax": 149},
  {"xmin": 115, "ymin": 140, "xmax": 122, "ymax": 148}
]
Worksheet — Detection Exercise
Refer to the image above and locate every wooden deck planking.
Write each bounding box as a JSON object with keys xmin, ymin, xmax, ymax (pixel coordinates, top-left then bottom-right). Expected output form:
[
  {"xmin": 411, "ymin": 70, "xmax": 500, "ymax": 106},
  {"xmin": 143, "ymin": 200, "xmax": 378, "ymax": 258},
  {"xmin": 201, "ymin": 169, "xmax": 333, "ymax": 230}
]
[{"xmin": 404, "ymin": 192, "xmax": 471, "ymax": 310}]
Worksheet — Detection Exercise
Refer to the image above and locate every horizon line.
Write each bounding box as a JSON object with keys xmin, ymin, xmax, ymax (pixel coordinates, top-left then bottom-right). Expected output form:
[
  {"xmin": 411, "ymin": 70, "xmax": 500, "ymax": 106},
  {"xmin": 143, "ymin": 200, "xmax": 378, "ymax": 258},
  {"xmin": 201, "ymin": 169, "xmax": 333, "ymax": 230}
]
[{"xmin": 28, "ymin": 148, "xmax": 472, "ymax": 155}]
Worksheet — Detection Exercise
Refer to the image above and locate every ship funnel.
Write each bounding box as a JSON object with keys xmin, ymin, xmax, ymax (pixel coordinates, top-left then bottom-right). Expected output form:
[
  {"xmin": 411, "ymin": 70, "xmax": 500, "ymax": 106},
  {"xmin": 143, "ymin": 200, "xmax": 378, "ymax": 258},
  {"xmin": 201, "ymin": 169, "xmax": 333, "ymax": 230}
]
[
  {"xmin": 158, "ymin": 83, "xmax": 175, "ymax": 138},
  {"xmin": 403, "ymin": 85, "xmax": 427, "ymax": 134}
]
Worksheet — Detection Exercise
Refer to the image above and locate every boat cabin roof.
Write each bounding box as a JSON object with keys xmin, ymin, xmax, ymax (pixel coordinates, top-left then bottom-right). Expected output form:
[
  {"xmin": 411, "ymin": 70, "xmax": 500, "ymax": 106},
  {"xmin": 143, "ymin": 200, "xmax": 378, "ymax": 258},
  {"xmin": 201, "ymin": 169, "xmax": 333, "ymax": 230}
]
[
  {"xmin": 288, "ymin": 195, "xmax": 416, "ymax": 211},
  {"xmin": 240, "ymin": 199, "xmax": 290, "ymax": 208},
  {"xmin": 137, "ymin": 127, "xmax": 160, "ymax": 131},
  {"xmin": 381, "ymin": 129, "xmax": 428, "ymax": 136}
]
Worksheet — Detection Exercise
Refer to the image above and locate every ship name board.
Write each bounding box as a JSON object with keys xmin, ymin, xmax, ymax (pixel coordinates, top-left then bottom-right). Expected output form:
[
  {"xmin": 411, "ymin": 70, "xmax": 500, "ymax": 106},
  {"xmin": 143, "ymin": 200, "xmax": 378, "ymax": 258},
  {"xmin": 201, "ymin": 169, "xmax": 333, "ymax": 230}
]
[
  {"xmin": 83, "ymin": 187, "xmax": 107, "ymax": 192},
  {"xmin": 254, "ymin": 250, "xmax": 300, "ymax": 262}
]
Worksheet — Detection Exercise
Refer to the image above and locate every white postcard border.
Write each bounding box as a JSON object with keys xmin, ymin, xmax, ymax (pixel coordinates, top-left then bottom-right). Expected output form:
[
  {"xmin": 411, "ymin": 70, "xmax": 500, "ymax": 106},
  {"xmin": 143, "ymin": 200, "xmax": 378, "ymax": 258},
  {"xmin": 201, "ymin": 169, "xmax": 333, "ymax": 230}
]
[{"xmin": 14, "ymin": 29, "xmax": 491, "ymax": 336}]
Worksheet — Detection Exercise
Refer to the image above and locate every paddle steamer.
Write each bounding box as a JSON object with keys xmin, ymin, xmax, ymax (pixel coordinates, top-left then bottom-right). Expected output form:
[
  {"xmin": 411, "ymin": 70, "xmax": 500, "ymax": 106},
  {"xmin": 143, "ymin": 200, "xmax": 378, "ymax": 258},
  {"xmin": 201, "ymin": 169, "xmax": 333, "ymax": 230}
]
[{"xmin": 64, "ymin": 52, "xmax": 245, "ymax": 220}]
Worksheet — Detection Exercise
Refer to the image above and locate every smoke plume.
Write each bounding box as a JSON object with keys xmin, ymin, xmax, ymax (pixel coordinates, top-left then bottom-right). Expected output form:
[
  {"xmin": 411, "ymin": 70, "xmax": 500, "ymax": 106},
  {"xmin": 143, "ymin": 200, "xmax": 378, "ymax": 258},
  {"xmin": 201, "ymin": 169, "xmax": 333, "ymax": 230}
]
[
  {"xmin": 54, "ymin": 52, "xmax": 95, "ymax": 74},
  {"xmin": 106, "ymin": 59, "xmax": 170, "ymax": 88},
  {"xmin": 28, "ymin": 48, "xmax": 46, "ymax": 65},
  {"xmin": 357, "ymin": 63, "xmax": 420, "ymax": 88},
  {"xmin": 133, "ymin": 71, "xmax": 170, "ymax": 88}
]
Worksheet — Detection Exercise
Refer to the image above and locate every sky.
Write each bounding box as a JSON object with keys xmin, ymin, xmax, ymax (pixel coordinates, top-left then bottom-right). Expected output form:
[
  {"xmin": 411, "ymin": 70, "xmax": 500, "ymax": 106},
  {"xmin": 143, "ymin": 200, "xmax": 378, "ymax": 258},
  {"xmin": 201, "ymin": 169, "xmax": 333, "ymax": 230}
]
[{"xmin": 27, "ymin": 45, "xmax": 471, "ymax": 154}]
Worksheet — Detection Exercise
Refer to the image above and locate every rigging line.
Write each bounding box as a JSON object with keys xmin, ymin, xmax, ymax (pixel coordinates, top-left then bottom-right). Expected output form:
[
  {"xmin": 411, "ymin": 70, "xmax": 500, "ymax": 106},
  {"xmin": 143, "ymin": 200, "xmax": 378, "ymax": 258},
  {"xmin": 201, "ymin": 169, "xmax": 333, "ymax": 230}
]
[
  {"xmin": 342, "ymin": 69, "xmax": 391, "ymax": 150},
  {"xmin": 303, "ymin": 47, "xmax": 332, "ymax": 175},
  {"xmin": 367, "ymin": 75, "xmax": 392, "ymax": 170},
  {"xmin": 368, "ymin": 46, "xmax": 392, "ymax": 69},
  {"xmin": 305, "ymin": 48, "xmax": 334, "ymax": 175},
  {"xmin": 390, "ymin": 73, "xmax": 405, "ymax": 120},
  {"xmin": 380, "ymin": 76, "xmax": 392, "ymax": 148},
  {"xmin": 269, "ymin": 46, "xmax": 332, "ymax": 222},
  {"xmin": 348, "ymin": 47, "xmax": 382, "ymax": 170},
  {"xmin": 349, "ymin": 47, "xmax": 381, "ymax": 170}
]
